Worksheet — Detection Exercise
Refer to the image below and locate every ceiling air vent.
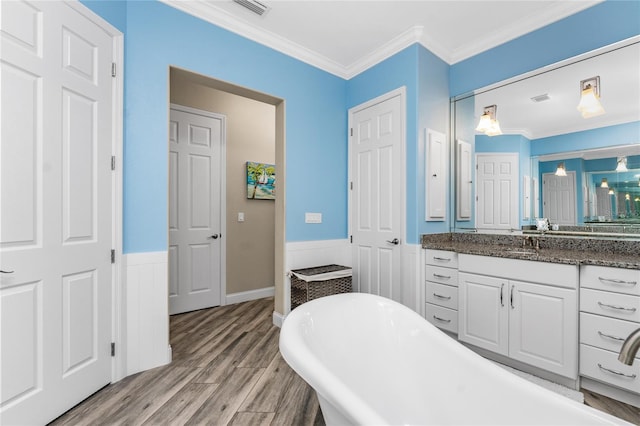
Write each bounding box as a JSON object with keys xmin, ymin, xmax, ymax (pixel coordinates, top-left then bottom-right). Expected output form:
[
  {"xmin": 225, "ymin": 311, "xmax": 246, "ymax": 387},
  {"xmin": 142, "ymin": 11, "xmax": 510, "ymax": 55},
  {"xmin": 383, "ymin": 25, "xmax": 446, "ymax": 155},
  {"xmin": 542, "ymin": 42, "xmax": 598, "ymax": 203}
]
[
  {"xmin": 531, "ymin": 93, "xmax": 551, "ymax": 103},
  {"xmin": 233, "ymin": 0, "xmax": 270, "ymax": 16}
]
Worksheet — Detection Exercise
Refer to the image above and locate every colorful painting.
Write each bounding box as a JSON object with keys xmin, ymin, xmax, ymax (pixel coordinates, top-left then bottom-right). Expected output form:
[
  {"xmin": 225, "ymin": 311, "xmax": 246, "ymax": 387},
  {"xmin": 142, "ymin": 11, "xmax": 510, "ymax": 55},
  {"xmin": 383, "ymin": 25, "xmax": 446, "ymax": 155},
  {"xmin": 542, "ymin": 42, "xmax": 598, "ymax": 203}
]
[{"xmin": 247, "ymin": 161, "xmax": 276, "ymax": 200}]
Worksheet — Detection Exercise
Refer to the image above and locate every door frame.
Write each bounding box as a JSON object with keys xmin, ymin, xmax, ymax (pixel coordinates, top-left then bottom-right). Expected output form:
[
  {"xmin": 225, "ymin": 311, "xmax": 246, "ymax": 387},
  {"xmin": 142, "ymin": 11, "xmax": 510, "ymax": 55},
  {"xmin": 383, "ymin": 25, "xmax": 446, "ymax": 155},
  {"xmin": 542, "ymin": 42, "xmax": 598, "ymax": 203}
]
[
  {"xmin": 168, "ymin": 103, "xmax": 227, "ymax": 309},
  {"xmin": 347, "ymin": 87, "xmax": 407, "ymax": 291}
]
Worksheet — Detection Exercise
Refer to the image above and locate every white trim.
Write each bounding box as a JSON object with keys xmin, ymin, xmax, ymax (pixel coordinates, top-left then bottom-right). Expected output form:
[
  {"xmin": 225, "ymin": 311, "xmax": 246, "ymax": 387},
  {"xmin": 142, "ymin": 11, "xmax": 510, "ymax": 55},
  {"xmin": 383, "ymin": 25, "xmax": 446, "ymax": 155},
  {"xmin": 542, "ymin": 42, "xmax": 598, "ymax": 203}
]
[
  {"xmin": 160, "ymin": 0, "xmax": 348, "ymax": 78},
  {"xmin": 272, "ymin": 310, "xmax": 285, "ymax": 328},
  {"xmin": 168, "ymin": 103, "xmax": 228, "ymax": 309},
  {"xmin": 456, "ymin": 35, "xmax": 640, "ymax": 100},
  {"xmin": 348, "ymin": 26, "xmax": 424, "ymax": 78},
  {"xmin": 226, "ymin": 286, "xmax": 275, "ymax": 305},
  {"xmin": 110, "ymin": 31, "xmax": 125, "ymax": 383},
  {"xmin": 160, "ymin": 0, "xmax": 601, "ymax": 77},
  {"xmin": 448, "ymin": 1, "xmax": 602, "ymax": 64}
]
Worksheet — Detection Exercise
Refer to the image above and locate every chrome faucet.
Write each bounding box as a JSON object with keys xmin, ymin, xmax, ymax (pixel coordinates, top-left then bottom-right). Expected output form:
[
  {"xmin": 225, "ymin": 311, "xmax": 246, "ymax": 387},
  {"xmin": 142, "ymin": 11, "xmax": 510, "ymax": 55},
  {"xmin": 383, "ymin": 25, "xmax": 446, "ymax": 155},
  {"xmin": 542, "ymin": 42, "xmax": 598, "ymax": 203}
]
[{"xmin": 618, "ymin": 328, "xmax": 640, "ymax": 365}]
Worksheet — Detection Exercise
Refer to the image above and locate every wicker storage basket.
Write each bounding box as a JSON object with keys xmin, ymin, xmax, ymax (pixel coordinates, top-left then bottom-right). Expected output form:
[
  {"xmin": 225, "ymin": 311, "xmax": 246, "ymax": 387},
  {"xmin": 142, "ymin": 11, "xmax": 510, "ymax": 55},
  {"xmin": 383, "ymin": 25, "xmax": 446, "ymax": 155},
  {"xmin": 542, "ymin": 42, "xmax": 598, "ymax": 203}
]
[{"xmin": 290, "ymin": 264, "xmax": 352, "ymax": 309}]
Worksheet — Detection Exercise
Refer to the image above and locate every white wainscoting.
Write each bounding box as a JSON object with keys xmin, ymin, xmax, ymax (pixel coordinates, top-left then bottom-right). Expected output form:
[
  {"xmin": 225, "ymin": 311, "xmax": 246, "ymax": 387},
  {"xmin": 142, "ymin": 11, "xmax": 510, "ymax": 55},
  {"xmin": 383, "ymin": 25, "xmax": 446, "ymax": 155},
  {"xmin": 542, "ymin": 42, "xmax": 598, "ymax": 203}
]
[
  {"xmin": 402, "ymin": 243, "xmax": 423, "ymax": 315},
  {"xmin": 124, "ymin": 251, "xmax": 171, "ymax": 376},
  {"xmin": 282, "ymin": 239, "xmax": 351, "ymax": 318},
  {"xmin": 279, "ymin": 240, "xmax": 422, "ymax": 324}
]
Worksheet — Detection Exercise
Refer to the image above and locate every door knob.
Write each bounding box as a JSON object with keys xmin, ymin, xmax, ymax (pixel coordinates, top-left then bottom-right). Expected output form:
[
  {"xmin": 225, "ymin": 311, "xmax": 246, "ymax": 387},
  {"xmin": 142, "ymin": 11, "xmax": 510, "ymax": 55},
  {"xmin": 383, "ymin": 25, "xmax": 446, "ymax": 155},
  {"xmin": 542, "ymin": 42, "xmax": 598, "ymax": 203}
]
[
  {"xmin": 209, "ymin": 234, "xmax": 219, "ymax": 240},
  {"xmin": 386, "ymin": 238, "xmax": 400, "ymax": 245}
]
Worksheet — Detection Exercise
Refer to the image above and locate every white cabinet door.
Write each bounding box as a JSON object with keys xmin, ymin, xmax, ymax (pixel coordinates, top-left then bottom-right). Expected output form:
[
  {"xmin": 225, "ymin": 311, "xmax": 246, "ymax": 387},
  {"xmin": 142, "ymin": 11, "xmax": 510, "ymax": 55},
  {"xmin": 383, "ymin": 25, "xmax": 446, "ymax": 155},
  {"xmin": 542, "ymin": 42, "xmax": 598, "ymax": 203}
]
[
  {"xmin": 425, "ymin": 129, "xmax": 447, "ymax": 221},
  {"xmin": 509, "ymin": 280, "xmax": 578, "ymax": 378},
  {"xmin": 458, "ymin": 273, "xmax": 509, "ymax": 355}
]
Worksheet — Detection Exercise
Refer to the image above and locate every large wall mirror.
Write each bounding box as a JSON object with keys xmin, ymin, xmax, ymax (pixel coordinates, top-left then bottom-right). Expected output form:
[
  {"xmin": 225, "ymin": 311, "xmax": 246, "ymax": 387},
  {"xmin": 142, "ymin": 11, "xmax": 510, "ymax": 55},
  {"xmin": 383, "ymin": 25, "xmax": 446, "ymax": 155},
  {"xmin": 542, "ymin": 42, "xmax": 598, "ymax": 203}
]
[{"xmin": 451, "ymin": 36, "xmax": 640, "ymax": 235}]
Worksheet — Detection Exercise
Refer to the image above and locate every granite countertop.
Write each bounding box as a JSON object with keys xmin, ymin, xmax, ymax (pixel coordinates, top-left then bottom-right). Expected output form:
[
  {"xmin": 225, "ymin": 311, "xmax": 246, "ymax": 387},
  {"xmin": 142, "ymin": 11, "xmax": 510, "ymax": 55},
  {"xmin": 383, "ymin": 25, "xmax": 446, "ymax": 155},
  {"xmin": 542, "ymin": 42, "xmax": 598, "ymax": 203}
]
[{"xmin": 422, "ymin": 233, "xmax": 640, "ymax": 270}]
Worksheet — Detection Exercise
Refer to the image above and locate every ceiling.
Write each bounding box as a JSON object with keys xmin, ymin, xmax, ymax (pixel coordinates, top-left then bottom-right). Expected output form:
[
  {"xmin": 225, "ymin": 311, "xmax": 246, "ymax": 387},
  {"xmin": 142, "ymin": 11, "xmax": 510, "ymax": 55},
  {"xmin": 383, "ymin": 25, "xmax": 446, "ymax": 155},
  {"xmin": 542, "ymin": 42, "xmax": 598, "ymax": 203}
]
[
  {"xmin": 471, "ymin": 38, "xmax": 640, "ymax": 140},
  {"xmin": 163, "ymin": 0, "xmax": 602, "ymax": 79}
]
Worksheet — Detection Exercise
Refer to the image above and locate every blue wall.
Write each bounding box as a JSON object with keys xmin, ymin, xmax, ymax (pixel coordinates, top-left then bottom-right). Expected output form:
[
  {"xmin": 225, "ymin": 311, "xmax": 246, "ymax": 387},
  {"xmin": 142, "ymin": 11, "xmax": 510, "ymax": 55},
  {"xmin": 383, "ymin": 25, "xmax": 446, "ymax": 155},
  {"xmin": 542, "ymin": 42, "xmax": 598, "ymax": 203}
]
[
  {"xmin": 450, "ymin": 1, "xmax": 640, "ymax": 96},
  {"xmin": 81, "ymin": 0, "xmax": 639, "ymax": 253},
  {"xmin": 83, "ymin": 1, "xmax": 347, "ymax": 253},
  {"xmin": 531, "ymin": 121, "xmax": 640, "ymax": 156}
]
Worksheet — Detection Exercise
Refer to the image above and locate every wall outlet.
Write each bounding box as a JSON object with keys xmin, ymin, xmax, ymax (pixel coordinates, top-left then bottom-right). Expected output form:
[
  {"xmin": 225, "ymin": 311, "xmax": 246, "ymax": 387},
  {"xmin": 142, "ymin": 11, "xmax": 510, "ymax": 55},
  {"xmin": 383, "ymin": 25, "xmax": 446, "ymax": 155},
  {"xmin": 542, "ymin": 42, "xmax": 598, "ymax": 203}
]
[
  {"xmin": 238, "ymin": 212, "xmax": 245, "ymax": 222},
  {"xmin": 305, "ymin": 212, "xmax": 322, "ymax": 223}
]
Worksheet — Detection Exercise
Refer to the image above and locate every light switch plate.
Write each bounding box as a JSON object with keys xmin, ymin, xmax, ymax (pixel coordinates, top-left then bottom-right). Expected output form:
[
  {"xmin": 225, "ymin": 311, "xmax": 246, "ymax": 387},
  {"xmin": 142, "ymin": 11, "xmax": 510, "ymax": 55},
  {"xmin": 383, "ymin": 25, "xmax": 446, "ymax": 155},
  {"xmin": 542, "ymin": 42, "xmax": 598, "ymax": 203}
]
[
  {"xmin": 238, "ymin": 212, "xmax": 245, "ymax": 222},
  {"xmin": 305, "ymin": 212, "xmax": 322, "ymax": 223}
]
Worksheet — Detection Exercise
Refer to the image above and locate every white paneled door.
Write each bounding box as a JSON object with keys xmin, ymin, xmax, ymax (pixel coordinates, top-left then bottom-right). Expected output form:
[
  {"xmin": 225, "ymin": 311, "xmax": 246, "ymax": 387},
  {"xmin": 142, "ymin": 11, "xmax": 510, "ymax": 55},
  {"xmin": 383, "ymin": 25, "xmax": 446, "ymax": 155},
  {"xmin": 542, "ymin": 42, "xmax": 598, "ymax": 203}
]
[
  {"xmin": 169, "ymin": 106, "xmax": 224, "ymax": 315},
  {"xmin": 543, "ymin": 172, "xmax": 577, "ymax": 225},
  {"xmin": 476, "ymin": 153, "xmax": 519, "ymax": 231},
  {"xmin": 350, "ymin": 90, "xmax": 404, "ymax": 302},
  {"xmin": 1, "ymin": 1, "xmax": 115, "ymax": 424}
]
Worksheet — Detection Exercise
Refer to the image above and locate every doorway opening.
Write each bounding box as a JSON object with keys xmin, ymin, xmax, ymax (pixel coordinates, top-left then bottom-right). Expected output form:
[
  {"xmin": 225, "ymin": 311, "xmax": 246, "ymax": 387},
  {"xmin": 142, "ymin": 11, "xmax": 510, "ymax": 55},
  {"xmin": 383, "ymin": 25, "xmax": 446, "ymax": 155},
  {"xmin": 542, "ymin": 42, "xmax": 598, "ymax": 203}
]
[{"xmin": 168, "ymin": 67, "xmax": 286, "ymax": 319}]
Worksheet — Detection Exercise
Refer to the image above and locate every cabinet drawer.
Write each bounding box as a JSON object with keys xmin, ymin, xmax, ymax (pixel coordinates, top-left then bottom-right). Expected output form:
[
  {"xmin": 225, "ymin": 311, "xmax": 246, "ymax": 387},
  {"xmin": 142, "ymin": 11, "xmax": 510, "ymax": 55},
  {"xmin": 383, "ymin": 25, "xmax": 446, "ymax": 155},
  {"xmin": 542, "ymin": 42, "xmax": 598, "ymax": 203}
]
[
  {"xmin": 580, "ymin": 344, "xmax": 639, "ymax": 394},
  {"xmin": 425, "ymin": 265, "xmax": 458, "ymax": 286},
  {"xmin": 581, "ymin": 265, "xmax": 639, "ymax": 296},
  {"xmin": 580, "ymin": 312, "xmax": 640, "ymax": 357},
  {"xmin": 425, "ymin": 281, "xmax": 458, "ymax": 310},
  {"xmin": 426, "ymin": 249, "xmax": 458, "ymax": 268},
  {"xmin": 426, "ymin": 303, "xmax": 458, "ymax": 334},
  {"xmin": 580, "ymin": 288, "xmax": 640, "ymax": 322}
]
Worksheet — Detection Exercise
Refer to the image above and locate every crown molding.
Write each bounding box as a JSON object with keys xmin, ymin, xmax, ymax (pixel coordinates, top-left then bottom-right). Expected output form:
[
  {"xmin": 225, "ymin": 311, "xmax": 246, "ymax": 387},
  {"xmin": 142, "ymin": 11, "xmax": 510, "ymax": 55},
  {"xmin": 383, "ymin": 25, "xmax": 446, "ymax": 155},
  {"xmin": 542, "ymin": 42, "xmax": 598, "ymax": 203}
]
[
  {"xmin": 449, "ymin": 0, "xmax": 603, "ymax": 64},
  {"xmin": 160, "ymin": 0, "xmax": 351, "ymax": 78},
  {"xmin": 346, "ymin": 26, "xmax": 425, "ymax": 79},
  {"xmin": 161, "ymin": 0, "xmax": 604, "ymax": 80}
]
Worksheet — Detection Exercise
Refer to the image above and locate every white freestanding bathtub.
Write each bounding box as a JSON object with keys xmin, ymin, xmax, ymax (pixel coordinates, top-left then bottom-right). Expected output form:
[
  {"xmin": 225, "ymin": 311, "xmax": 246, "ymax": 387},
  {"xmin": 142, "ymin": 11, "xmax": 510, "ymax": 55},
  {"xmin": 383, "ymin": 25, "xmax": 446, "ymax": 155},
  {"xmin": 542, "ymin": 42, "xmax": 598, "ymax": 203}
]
[{"xmin": 279, "ymin": 293, "xmax": 631, "ymax": 425}]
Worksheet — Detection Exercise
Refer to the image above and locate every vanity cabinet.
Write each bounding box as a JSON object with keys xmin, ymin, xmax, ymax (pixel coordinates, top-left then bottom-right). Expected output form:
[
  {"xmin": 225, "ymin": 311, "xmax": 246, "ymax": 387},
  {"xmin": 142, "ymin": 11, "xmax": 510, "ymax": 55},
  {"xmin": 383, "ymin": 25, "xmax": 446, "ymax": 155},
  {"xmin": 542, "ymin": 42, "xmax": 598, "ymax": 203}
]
[
  {"xmin": 425, "ymin": 249, "xmax": 458, "ymax": 333},
  {"xmin": 579, "ymin": 265, "xmax": 640, "ymax": 394},
  {"xmin": 458, "ymin": 254, "xmax": 578, "ymax": 379}
]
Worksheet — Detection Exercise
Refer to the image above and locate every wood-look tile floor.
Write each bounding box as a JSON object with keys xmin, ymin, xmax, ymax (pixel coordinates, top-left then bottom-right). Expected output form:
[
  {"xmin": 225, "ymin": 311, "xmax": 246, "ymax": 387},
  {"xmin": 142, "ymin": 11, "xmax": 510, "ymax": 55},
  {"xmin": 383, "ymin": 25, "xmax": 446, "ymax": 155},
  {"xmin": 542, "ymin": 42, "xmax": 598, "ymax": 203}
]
[
  {"xmin": 51, "ymin": 297, "xmax": 324, "ymax": 426},
  {"xmin": 51, "ymin": 297, "xmax": 639, "ymax": 425}
]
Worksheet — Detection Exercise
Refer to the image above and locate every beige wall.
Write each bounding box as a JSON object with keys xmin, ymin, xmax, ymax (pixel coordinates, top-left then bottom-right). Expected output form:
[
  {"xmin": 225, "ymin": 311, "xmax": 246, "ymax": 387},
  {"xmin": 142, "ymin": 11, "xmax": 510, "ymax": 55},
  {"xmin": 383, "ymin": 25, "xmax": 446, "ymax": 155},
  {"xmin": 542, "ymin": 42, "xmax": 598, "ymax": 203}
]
[{"xmin": 170, "ymin": 71, "xmax": 276, "ymax": 296}]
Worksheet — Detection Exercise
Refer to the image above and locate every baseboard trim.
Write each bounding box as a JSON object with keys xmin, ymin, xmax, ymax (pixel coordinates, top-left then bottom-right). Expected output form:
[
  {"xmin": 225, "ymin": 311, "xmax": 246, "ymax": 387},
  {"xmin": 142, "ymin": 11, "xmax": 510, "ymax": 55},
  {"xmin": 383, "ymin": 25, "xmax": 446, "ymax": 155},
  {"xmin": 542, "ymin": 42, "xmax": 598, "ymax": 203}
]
[
  {"xmin": 226, "ymin": 286, "xmax": 275, "ymax": 305},
  {"xmin": 273, "ymin": 310, "xmax": 285, "ymax": 328}
]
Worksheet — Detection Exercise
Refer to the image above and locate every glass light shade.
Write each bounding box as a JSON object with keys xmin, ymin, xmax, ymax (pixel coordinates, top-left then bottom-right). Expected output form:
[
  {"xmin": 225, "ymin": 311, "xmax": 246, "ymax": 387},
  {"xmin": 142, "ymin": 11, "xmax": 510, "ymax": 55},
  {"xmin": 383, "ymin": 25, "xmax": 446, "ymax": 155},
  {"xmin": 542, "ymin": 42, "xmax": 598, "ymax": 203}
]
[
  {"xmin": 485, "ymin": 119, "xmax": 502, "ymax": 136},
  {"xmin": 616, "ymin": 157, "xmax": 628, "ymax": 172},
  {"xmin": 608, "ymin": 188, "xmax": 615, "ymax": 195},
  {"xmin": 625, "ymin": 193, "xmax": 631, "ymax": 200},
  {"xmin": 600, "ymin": 178, "xmax": 608, "ymax": 188},
  {"xmin": 475, "ymin": 113, "xmax": 492, "ymax": 132},
  {"xmin": 577, "ymin": 87, "xmax": 605, "ymax": 118},
  {"xmin": 555, "ymin": 162, "xmax": 567, "ymax": 177}
]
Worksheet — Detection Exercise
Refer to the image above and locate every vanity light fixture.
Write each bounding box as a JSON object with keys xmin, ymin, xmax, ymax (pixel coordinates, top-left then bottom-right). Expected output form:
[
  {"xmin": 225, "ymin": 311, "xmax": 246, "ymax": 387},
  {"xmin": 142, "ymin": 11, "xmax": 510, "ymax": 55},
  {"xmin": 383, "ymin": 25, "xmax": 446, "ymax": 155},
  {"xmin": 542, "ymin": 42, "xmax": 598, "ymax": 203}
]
[
  {"xmin": 577, "ymin": 76, "xmax": 605, "ymax": 118},
  {"xmin": 616, "ymin": 156, "xmax": 628, "ymax": 172},
  {"xmin": 625, "ymin": 193, "xmax": 631, "ymax": 201},
  {"xmin": 475, "ymin": 105, "xmax": 502, "ymax": 136},
  {"xmin": 600, "ymin": 178, "xmax": 609, "ymax": 188},
  {"xmin": 608, "ymin": 188, "xmax": 615, "ymax": 195},
  {"xmin": 555, "ymin": 162, "xmax": 567, "ymax": 177}
]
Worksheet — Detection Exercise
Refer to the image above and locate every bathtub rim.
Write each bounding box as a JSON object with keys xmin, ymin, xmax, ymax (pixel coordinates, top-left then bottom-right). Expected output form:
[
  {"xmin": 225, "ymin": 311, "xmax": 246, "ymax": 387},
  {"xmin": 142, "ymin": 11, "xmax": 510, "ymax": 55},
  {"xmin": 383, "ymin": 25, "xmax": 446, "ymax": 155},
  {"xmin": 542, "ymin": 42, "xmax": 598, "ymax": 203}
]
[{"xmin": 279, "ymin": 293, "xmax": 632, "ymax": 426}]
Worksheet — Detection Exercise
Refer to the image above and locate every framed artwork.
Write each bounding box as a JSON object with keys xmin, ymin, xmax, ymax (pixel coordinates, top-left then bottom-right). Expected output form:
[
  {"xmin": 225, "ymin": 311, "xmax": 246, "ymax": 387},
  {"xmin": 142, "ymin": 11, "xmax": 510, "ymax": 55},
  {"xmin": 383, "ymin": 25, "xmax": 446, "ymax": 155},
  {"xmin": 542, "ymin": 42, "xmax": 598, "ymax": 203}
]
[{"xmin": 247, "ymin": 161, "xmax": 276, "ymax": 200}]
